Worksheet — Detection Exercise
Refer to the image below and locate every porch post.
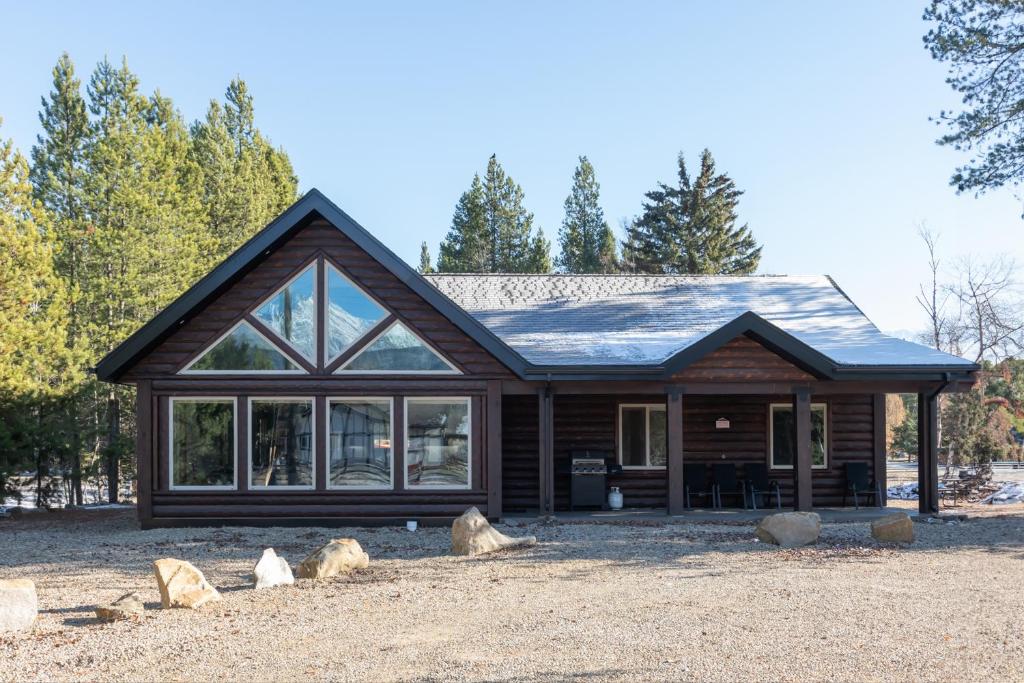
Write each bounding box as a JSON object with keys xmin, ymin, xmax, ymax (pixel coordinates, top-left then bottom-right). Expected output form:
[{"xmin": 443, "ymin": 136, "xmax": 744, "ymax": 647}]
[
  {"xmin": 538, "ymin": 387, "xmax": 554, "ymax": 515},
  {"xmin": 793, "ymin": 388, "xmax": 813, "ymax": 511},
  {"xmin": 486, "ymin": 380, "xmax": 503, "ymax": 520},
  {"xmin": 667, "ymin": 388, "xmax": 685, "ymax": 515},
  {"xmin": 135, "ymin": 380, "xmax": 153, "ymax": 526},
  {"xmin": 872, "ymin": 394, "xmax": 887, "ymax": 506},
  {"xmin": 917, "ymin": 392, "xmax": 939, "ymax": 514}
]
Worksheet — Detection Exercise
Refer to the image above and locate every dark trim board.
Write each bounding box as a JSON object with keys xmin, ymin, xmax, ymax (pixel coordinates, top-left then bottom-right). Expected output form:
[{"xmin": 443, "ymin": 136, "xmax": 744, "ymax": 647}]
[{"xmin": 141, "ymin": 516, "xmax": 475, "ymax": 529}]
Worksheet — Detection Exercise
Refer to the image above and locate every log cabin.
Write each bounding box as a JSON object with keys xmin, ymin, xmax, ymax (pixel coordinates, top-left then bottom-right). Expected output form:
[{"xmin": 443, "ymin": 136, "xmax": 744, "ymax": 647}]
[{"xmin": 95, "ymin": 190, "xmax": 979, "ymax": 528}]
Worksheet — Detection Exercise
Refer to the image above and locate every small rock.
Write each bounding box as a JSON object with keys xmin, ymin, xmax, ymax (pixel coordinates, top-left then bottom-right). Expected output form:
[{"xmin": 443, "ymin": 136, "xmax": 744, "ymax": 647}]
[
  {"xmin": 253, "ymin": 548, "xmax": 294, "ymax": 589},
  {"xmin": 0, "ymin": 579, "xmax": 37, "ymax": 632},
  {"xmin": 755, "ymin": 512, "xmax": 821, "ymax": 548},
  {"xmin": 871, "ymin": 512, "xmax": 914, "ymax": 543},
  {"xmin": 451, "ymin": 507, "xmax": 538, "ymax": 556},
  {"xmin": 295, "ymin": 539, "xmax": 369, "ymax": 579},
  {"xmin": 95, "ymin": 592, "xmax": 145, "ymax": 621},
  {"xmin": 153, "ymin": 558, "xmax": 222, "ymax": 609}
]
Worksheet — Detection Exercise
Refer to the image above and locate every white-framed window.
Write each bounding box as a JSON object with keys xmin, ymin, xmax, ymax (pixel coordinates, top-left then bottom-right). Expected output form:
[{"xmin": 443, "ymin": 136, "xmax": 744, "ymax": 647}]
[
  {"xmin": 325, "ymin": 261, "xmax": 389, "ymax": 364},
  {"xmin": 769, "ymin": 402, "xmax": 828, "ymax": 470},
  {"xmin": 169, "ymin": 397, "xmax": 237, "ymax": 490},
  {"xmin": 180, "ymin": 321, "xmax": 306, "ymax": 374},
  {"xmin": 248, "ymin": 397, "xmax": 316, "ymax": 489},
  {"xmin": 252, "ymin": 262, "xmax": 318, "ymax": 362},
  {"xmin": 327, "ymin": 397, "xmax": 394, "ymax": 490},
  {"xmin": 618, "ymin": 404, "xmax": 667, "ymax": 469},
  {"xmin": 404, "ymin": 397, "xmax": 471, "ymax": 489},
  {"xmin": 337, "ymin": 320, "xmax": 461, "ymax": 375}
]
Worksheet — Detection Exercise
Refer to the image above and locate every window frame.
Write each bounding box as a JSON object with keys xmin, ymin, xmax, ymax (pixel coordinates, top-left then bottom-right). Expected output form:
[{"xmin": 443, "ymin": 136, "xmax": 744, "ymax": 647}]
[
  {"xmin": 246, "ymin": 396, "xmax": 317, "ymax": 491},
  {"xmin": 251, "ymin": 262, "xmax": 318, "ymax": 364},
  {"xmin": 337, "ymin": 320, "xmax": 462, "ymax": 376},
  {"xmin": 168, "ymin": 397, "xmax": 238, "ymax": 491},
  {"xmin": 325, "ymin": 396, "xmax": 395, "ymax": 491},
  {"xmin": 768, "ymin": 402, "xmax": 829, "ymax": 470},
  {"xmin": 179, "ymin": 321, "xmax": 308, "ymax": 375},
  {"xmin": 323, "ymin": 261, "xmax": 390, "ymax": 366},
  {"xmin": 617, "ymin": 403, "xmax": 668, "ymax": 470},
  {"xmin": 403, "ymin": 396, "xmax": 473, "ymax": 490}
]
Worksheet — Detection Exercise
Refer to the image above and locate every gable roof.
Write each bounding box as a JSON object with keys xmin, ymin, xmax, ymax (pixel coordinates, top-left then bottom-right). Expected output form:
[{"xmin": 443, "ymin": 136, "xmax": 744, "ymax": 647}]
[
  {"xmin": 424, "ymin": 274, "xmax": 978, "ymax": 379},
  {"xmin": 94, "ymin": 189, "xmax": 526, "ymax": 382},
  {"xmin": 96, "ymin": 190, "xmax": 977, "ymax": 384}
]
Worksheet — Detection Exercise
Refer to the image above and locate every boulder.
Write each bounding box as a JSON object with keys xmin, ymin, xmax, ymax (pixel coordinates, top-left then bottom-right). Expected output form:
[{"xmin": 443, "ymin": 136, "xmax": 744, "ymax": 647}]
[
  {"xmin": 295, "ymin": 539, "xmax": 369, "ymax": 580},
  {"xmin": 755, "ymin": 511, "xmax": 821, "ymax": 548},
  {"xmin": 153, "ymin": 558, "xmax": 222, "ymax": 609},
  {"xmin": 451, "ymin": 507, "xmax": 537, "ymax": 556},
  {"xmin": 0, "ymin": 579, "xmax": 37, "ymax": 632},
  {"xmin": 253, "ymin": 548, "xmax": 294, "ymax": 589},
  {"xmin": 95, "ymin": 592, "xmax": 145, "ymax": 621},
  {"xmin": 871, "ymin": 512, "xmax": 914, "ymax": 543}
]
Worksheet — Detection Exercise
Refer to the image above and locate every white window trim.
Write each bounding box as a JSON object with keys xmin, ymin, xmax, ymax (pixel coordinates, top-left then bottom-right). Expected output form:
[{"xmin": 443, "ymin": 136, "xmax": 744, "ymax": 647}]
[
  {"xmin": 247, "ymin": 397, "xmax": 317, "ymax": 490},
  {"xmin": 768, "ymin": 402, "xmax": 829, "ymax": 470},
  {"xmin": 326, "ymin": 396, "xmax": 395, "ymax": 491},
  {"xmin": 403, "ymin": 397, "xmax": 472, "ymax": 490},
  {"xmin": 168, "ymin": 397, "xmax": 237, "ymax": 491},
  {"xmin": 336, "ymin": 320, "xmax": 462, "ymax": 375},
  {"xmin": 617, "ymin": 403, "xmax": 667, "ymax": 470},
  {"xmin": 324, "ymin": 261, "xmax": 389, "ymax": 365},
  {"xmin": 252, "ymin": 262, "xmax": 318, "ymax": 363},
  {"xmin": 179, "ymin": 321, "xmax": 308, "ymax": 375}
]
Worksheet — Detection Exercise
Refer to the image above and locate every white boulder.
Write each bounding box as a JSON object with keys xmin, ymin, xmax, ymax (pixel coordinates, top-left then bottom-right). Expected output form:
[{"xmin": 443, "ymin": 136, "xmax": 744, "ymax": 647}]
[
  {"xmin": 153, "ymin": 558, "xmax": 222, "ymax": 609},
  {"xmin": 253, "ymin": 548, "xmax": 294, "ymax": 589},
  {"xmin": 451, "ymin": 507, "xmax": 537, "ymax": 556},
  {"xmin": 755, "ymin": 511, "xmax": 821, "ymax": 548},
  {"xmin": 0, "ymin": 579, "xmax": 37, "ymax": 632},
  {"xmin": 295, "ymin": 539, "xmax": 369, "ymax": 580}
]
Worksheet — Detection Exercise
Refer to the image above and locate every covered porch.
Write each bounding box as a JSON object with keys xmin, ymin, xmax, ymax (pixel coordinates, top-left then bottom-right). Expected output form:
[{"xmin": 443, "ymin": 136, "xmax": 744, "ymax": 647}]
[{"xmin": 497, "ymin": 379, "xmax": 947, "ymax": 518}]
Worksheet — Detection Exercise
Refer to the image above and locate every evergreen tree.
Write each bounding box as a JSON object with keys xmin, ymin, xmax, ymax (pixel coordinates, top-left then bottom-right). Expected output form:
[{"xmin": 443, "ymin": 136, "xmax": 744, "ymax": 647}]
[
  {"xmin": 558, "ymin": 156, "xmax": 616, "ymax": 273},
  {"xmin": 0, "ymin": 122, "xmax": 81, "ymax": 505},
  {"xmin": 623, "ymin": 150, "xmax": 761, "ymax": 275},
  {"xmin": 438, "ymin": 174, "xmax": 488, "ymax": 272},
  {"xmin": 418, "ymin": 241, "xmax": 434, "ymax": 274},
  {"xmin": 190, "ymin": 78, "xmax": 298, "ymax": 264},
  {"xmin": 29, "ymin": 53, "xmax": 91, "ymax": 503},
  {"xmin": 439, "ymin": 155, "xmax": 551, "ymax": 273}
]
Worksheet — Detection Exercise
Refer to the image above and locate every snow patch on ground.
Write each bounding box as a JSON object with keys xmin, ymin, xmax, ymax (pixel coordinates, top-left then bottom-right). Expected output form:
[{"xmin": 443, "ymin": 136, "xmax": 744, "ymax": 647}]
[{"xmin": 982, "ymin": 482, "xmax": 1024, "ymax": 505}]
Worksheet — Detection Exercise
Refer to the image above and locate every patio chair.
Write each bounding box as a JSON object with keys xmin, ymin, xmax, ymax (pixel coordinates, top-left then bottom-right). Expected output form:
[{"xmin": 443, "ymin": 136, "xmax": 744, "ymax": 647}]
[
  {"xmin": 683, "ymin": 463, "xmax": 713, "ymax": 508},
  {"xmin": 743, "ymin": 463, "xmax": 781, "ymax": 511},
  {"xmin": 712, "ymin": 463, "xmax": 747, "ymax": 509},
  {"xmin": 843, "ymin": 462, "xmax": 882, "ymax": 509}
]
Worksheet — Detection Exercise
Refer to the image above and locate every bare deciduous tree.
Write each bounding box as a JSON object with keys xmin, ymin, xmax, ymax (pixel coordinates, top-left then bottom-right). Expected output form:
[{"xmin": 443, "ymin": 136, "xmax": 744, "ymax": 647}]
[{"xmin": 947, "ymin": 256, "xmax": 1023, "ymax": 363}]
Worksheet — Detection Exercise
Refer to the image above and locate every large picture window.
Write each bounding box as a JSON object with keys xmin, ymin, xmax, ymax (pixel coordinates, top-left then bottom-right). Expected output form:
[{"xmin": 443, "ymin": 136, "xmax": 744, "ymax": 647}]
[
  {"xmin": 405, "ymin": 398, "xmax": 471, "ymax": 489},
  {"xmin": 328, "ymin": 398, "xmax": 393, "ymax": 489},
  {"xmin": 170, "ymin": 398, "xmax": 236, "ymax": 489},
  {"xmin": 326, "ymin": 262, "xmax": 388, "ymax": 363},
  {"xmin": 618, "ymin": 404, "xmax": 667, "ymax": 468},
  {"xmin": 769, "ymin": 403, "xmax": 828, "ymax": 469},
  {"xmin": 253, "ymin": 263, "xmax": 317, "ymax": 361},
  {"xmin": 182, "ymin": 321, "xmax": 304, "ymax": 374},
  {"xmin": 249, "ymin": 398, "xmax": 315, "ymax": 488},
  {"xmin": 338, "ymin": 321, "xmax": 460, "ymax": 374}
]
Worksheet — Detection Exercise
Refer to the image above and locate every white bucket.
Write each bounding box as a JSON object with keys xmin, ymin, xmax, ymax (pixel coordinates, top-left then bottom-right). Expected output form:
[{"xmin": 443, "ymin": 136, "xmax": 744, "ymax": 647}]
[{"xmin": 406, "ymin": 520, "xmax": 418, "ymax": 532}]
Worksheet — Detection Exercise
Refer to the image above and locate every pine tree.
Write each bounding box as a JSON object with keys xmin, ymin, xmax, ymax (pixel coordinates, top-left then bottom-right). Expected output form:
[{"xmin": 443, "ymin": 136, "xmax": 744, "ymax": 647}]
[
  {"xmin": 558, "ymin": 156, "xmax": 616, "ymax": 273},
  {"xmin": 623, "ymin": 150, "xmax": 761, "ymax": 275},
  {"xmin": 190, "ymin": 78, "xmax": 298, "ymax": 264},
  {"xmin": 29, "ymin": 53, "xmax": 91, "ymax": 503},
  {"xmin": 418, "ymin": 241, "xmax": 434, "ymax": 274},
  {"xmin": 438, "ymin": 174, "xmax": 488, "ymax": 272},
  {"xmin": 439, "ymin": 155, "xmax": 551, "ymax": 273}
]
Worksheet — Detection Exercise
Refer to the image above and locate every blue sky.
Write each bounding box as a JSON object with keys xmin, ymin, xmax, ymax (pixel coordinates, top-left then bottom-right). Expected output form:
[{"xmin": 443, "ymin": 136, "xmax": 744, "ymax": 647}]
[{"xmin": 2, "ymin": 1, "xmax": 1022, "ymax": 335}]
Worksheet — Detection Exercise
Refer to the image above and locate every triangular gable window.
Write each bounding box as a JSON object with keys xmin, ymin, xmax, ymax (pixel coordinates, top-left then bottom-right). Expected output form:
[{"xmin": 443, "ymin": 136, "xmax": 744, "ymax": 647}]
[
  {"xmin": 338, "ymin": 321, "xmax": 460, "ymax": 374},
  {"xmin": 182, "ymin": 321, "xmax": 304, "ymax": 373},
  {"xmin": 253, "ymin": 263, "xmax": 316, "ymax": 361},
  {"xmin": 326, "ymin": 263, "xmax": 388, "ymax": 363}
]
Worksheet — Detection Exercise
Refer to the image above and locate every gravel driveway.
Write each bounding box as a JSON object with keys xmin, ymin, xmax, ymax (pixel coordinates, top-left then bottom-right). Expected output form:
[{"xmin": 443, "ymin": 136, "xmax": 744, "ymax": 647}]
[{"xmin": 1, "ymin": 509, "xmax": 1022, "ymax": 682}]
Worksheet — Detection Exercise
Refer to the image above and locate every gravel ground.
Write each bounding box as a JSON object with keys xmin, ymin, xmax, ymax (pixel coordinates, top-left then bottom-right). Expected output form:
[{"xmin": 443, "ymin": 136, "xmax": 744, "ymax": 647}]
[{"xmin": 1, "ymin": 510, "xmax": 1022, "ymax": 683}]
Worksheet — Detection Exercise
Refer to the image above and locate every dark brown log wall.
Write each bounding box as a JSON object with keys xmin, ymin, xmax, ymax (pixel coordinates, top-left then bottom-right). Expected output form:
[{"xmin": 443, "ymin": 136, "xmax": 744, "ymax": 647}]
[
  {"xmin": 672, "ymin": 336, "xmax": 816, "ymax": 382},
  {"xmin": 501, "ymin": 393, "xmax": 878, "ymax": 511}
]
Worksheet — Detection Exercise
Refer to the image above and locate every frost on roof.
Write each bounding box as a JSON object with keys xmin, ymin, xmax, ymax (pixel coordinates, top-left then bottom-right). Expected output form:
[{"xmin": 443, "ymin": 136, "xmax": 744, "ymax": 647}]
[{"xmin": 422, "ymin": 274, "xmax": 975, "ymax": 368}]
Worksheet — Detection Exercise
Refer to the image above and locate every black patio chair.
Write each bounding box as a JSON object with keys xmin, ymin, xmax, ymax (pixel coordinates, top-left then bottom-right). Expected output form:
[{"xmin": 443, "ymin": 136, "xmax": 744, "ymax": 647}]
[
  {"xmin": 843, "ymin": 462, "xmax": 882, "ymax": 509},
  {"xmin": 744, "ymin": 463, "xmax": 781, "ymax": 511},
  {"xmin": 683, "ymin": 463, "xmax": 713, "ymax": 508},
  {"xmin": 712, "ymin": 463, "xmax": 747, "ymax": 509}
]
